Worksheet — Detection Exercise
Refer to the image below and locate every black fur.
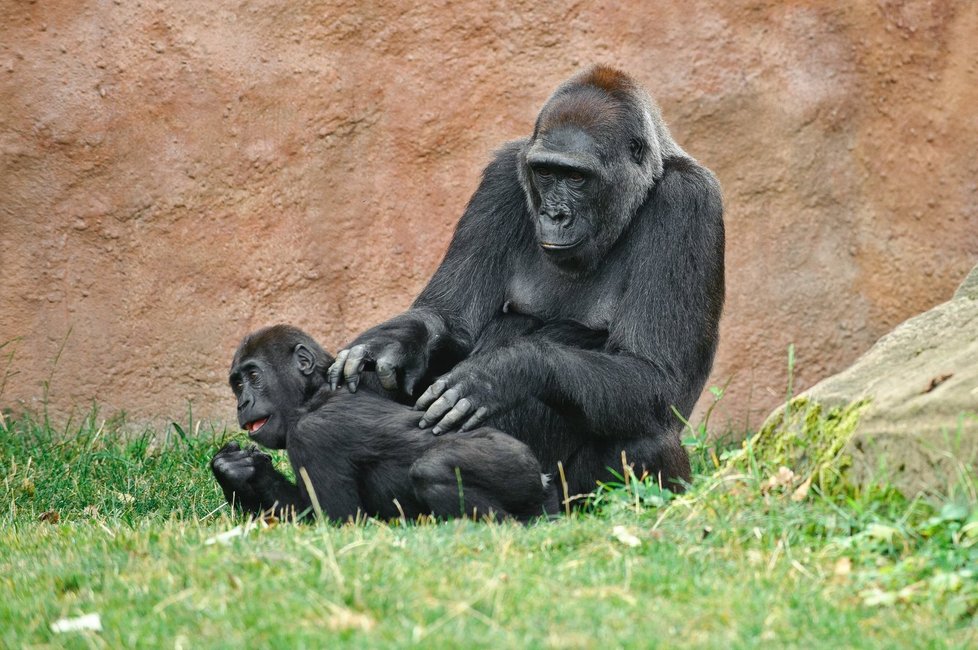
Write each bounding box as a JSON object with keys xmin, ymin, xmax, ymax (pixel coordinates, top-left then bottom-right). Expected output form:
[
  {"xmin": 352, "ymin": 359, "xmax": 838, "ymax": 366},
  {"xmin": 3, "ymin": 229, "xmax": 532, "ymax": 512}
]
[
  {"xmin": 326, "ymin": 66, "xmax": 724, "ymax": 498},
  {"xmin": 212, "ymin": 324, "xmax": 553, "ymax": 522}
]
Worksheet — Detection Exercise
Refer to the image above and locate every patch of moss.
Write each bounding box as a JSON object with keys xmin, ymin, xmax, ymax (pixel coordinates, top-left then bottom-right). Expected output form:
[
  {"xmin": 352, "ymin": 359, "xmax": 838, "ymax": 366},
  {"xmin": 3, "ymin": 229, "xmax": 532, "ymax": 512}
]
[{"xmin": 727, "ymin": 398, "xmax": 871, "ymax": 493}]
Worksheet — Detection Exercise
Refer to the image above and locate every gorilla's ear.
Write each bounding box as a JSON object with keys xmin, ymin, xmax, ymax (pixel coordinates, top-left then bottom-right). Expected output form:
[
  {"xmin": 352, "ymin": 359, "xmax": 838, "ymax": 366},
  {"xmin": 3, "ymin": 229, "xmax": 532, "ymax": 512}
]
[
  {"xmin": 629, "ymin": 137, "xmax": 646, "ymax": 165},
  {"xmin": 294, "ymin": 344, "xmax": 317, "ymax": 376}
]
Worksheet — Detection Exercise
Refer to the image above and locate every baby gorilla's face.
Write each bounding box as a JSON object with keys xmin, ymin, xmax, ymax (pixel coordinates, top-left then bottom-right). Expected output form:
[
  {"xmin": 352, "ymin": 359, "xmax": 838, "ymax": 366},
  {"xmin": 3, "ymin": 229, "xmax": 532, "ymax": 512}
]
[
  {"xmin": 228, "ymin": 356, "xmax": 299, "ymax": 449},
  {"xmin": 228, "ymin": 325, "xmax": 329, "ymax": 449},
  {"xmin": 229, "ymin": 350, "xmax": 315, "ymax": 450}
]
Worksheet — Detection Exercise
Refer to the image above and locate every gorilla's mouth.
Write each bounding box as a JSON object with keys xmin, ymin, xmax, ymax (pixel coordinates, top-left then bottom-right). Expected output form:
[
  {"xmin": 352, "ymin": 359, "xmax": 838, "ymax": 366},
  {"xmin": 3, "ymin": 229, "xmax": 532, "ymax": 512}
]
[
  {"xmin": 245, "ymin": 417, "xmax": 269, "ymax": 434},
  {"xmin": 540, "ymin": 238, "xmax": 583, "ymax": 251}
]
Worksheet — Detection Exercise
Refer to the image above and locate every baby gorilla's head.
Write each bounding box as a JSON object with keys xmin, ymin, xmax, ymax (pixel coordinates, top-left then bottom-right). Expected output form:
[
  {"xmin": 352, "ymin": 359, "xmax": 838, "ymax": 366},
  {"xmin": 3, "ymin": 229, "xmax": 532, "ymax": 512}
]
[{"xmin": 228, "ymin": 325, "xmax": 332, "ymax": 449}]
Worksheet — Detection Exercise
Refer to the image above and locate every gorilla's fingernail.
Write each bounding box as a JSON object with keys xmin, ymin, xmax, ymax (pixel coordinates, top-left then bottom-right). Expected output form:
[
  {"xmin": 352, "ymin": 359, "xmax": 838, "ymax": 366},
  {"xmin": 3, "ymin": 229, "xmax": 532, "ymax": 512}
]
[
  {"xmin": 419, "ymin": 419, "xmax": 428, "ymax": 428},
  {"xmin": 347, "ymin": 382, "xmax": 356, "ymax": 392},
  {"xmin": 432, "ymin": 427, "xmax": 442, "ymax": 436}
]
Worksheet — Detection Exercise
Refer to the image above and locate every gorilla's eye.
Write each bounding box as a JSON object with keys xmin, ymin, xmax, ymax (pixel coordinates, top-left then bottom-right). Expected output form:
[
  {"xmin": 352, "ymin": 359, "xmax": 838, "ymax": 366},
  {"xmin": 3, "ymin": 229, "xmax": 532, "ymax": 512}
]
[
  {"xmin": 629, "ymin": 138, "xmax": 646, "ymax": 164},
  {"xmin": 248, "ymin": 370, "xmax": 261, "ymax": 384},
  {"xmin": 567, "ymin": 171, "xmax": 585, "ymax": 184},
  {"xmin": 535, "ymin": 167, "xmax": 552, "ymax": 180}
]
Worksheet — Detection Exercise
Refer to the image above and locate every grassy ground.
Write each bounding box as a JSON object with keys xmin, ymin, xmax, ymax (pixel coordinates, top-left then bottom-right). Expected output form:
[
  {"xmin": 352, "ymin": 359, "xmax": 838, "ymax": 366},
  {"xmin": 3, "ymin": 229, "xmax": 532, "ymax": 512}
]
[{"xmin": 1, "ymin": 406, "xmax": 977, "ymax": 648}]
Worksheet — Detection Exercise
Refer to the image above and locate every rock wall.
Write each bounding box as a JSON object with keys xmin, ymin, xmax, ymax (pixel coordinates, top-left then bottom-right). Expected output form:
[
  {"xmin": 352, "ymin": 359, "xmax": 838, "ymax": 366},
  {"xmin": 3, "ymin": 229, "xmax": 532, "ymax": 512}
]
[{"xmin": 2, "ymin": 1, "xmax": 977, "ymax": 432}]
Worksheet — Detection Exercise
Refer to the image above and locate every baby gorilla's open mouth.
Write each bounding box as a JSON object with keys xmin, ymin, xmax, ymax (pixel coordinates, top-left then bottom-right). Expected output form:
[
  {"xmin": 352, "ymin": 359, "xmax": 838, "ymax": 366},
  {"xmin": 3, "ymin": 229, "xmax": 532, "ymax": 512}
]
[{"xmin": 245, "ymin": 417, "xmax": 269, "ymax": 434}]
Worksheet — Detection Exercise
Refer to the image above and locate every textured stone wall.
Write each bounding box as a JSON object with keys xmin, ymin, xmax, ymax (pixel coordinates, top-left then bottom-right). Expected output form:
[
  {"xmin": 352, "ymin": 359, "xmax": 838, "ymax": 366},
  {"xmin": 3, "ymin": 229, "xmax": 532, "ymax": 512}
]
[{"xmin": 2, "ymin": 1, "xmax": 977, "ymax": 433}]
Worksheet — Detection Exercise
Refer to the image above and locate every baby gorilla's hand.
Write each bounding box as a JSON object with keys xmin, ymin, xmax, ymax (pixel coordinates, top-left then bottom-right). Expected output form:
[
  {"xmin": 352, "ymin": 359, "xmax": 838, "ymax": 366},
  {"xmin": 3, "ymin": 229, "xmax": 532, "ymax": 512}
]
[{"xmin": 210, "ymin": 441, "xmax": 275, "ymax": 512}]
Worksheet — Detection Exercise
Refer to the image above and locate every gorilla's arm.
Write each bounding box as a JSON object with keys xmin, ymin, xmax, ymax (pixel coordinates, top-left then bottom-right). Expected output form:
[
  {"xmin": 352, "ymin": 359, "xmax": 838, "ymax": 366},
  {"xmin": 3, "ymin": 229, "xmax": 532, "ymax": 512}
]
[
  {"xmin": 418, "ymin": 160, "xmax": 725, "ymax": 438},
  {"xmin": 328, "ymin": 143, "xmax": 529, "ymax": 397}
]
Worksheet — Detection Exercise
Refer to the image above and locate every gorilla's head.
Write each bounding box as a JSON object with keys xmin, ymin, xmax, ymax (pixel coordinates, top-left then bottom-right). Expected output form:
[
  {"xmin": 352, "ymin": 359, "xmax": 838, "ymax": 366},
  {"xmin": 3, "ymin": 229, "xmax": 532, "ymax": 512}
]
[
  {"xmin": 518, "ymin": 66, "xmax": 683, "ymax": 272},
  {"xmin": 228, "ymin": 325, "xmax": 330, "ymax": 449}
]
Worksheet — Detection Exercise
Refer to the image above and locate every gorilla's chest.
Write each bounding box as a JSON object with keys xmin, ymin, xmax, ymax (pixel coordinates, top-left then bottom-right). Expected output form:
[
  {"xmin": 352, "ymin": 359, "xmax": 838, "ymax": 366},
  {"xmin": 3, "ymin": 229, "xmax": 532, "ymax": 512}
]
[{"xmin": 505, "ymin": 259, "xmax": 623, "ymax": 329}]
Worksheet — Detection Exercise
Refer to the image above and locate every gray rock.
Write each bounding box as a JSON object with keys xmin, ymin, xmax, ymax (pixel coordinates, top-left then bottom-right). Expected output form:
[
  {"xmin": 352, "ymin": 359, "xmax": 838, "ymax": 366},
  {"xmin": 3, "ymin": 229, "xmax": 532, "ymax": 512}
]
[
  {"xmin": 762, "ymin": 262, "xmax": 978, "ymax": 497},
  {"xmin": 954, "ymin": 263, "xmax": 978, "ymax": 301}
]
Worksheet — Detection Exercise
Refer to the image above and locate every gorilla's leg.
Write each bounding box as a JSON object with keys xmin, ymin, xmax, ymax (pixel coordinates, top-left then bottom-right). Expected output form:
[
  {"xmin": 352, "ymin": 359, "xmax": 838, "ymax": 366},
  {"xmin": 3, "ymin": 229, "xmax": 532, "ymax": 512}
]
[
  {"xmin": 483, "ymin": 396, "xmax": 691, "ymax": 501},
  {"xmin": 409, "ymin": 430, "xmax": 552, "ymax": 521},
  {"xmin": 560, "ymin": 434, "xmax": 692, "ymax": 499}
]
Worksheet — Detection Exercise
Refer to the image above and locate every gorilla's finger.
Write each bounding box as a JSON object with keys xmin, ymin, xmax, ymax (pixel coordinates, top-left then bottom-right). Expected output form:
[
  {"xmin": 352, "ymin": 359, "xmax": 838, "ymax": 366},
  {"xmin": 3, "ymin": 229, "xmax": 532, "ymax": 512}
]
[
  {"xmin": 343, "ymin": 345, "xmax": 369, "ymax": 392},
  {"xmin": 376, "ymin": 359, "xmax": 399, "ymax": 391},
  {"xmin": 419, "ymin": 387, "xmax": 461, "ymax": 429},
  {"xmin": 213, "ymin": 455, "xmax": 254, "ymax": 476},
  {"xmin": 222, "ymin": 441, "xmax": 241, "ymax": 452},
  {"xmin": 220, "ymin": 448, "xmax": 250, "ymax": 462},
  {"xmin": 431, "ymin": 398, "xmax": 473, "ymax": 435},
  {"xmin": 225, "ymin": 459, "xmax": 254, "ymax": 472},
  {"xmin": 216, "ymin": 449, "xmax": 248, "ymax": 463},
  {"xmin": 458, "ymin": 406, "xmax": 490, "ymax": 433},
  {"xmin": 328, "ymin": 349, "xmax": 350, "ymax": 391},
  {"xmin": 226, "ymin": 464, "xmax": 256, "ymax": 480},
  {"xmin": 403, "ymin": 367, "xmax": 424, "ymax": 398},
  {"xmin": 415, "ymin": 378, "xmax": 448, "ymax": 410}
]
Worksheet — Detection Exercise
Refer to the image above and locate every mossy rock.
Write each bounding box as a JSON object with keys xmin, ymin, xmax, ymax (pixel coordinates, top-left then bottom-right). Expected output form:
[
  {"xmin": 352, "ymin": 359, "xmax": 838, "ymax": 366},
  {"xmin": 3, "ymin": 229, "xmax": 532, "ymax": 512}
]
[
  {"xmin": 752, "ymin": 263, "xmax": 978, "ymax": 498},
  {"xmin": 725, "ymin": 398, "xmax": 869, "ymax": 495}
]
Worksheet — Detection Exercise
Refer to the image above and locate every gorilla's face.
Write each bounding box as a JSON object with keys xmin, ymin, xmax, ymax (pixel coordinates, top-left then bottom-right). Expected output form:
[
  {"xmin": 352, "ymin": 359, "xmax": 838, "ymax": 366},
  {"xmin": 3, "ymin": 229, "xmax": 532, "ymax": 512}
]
[
  {"xmin": 522, "ymin": 124, "xmax": 646, "ymax": 272},
  {"xmin": 229, "ymin": 350, "xmax": 306, "ymax": 449},
  {"xmin": 524, "ymin": 128, "xmax": 602, "ymax": 263}
]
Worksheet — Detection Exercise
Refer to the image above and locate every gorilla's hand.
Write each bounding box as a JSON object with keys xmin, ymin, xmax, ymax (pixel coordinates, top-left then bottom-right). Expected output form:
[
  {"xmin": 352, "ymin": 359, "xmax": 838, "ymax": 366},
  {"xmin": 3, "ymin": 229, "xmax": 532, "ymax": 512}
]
[
  {"xmin": 415, "ymin": 361, "xmax": 514, "ymax": 435},
  {"xmin": 211, "ymin": 441, "xmax": 275, "ymax": 504},
  {"xmin": 327, "ymin": 318, "xmax": 430, "ymax": 395}
]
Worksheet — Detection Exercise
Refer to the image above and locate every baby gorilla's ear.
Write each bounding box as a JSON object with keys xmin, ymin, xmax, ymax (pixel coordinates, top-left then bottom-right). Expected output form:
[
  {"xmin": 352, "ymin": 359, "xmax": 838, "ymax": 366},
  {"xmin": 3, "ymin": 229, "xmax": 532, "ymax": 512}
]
[{"xmin": 294, "ymin": 344, "xmax": 318, "ymax": 376}]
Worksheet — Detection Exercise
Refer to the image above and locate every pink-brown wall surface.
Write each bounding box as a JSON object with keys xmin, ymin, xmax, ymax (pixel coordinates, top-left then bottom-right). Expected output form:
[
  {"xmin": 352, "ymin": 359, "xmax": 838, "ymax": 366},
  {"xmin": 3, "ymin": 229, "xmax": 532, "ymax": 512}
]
[{"xmin": 2, "ymin": 1, "xmax": 976, "ymax": 433}]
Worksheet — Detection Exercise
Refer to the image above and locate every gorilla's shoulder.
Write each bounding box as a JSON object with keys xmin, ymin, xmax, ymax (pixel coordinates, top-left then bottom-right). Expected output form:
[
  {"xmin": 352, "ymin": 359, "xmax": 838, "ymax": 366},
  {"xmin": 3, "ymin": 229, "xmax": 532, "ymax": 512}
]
[
  {"xmin": 481, "ymin": 138, "xmax": 530, "ymax": 182},
  {"xmin": 492, "ymin": 138, "xmax": 529, "ymax": 162},
  {"xmin": 462, "ymin": 139, "xmax": 532, "ymax": 219},
  {"xmin": 301, "ymin": 386, "xmax": 334, "ymax": 414},
  {"xmin": 662, "ymin": 156, "xmax": 720, "ymax": 189},
  {"xmin": 658, "ymin": 156, "xmax": 723, "ymax": 210}
]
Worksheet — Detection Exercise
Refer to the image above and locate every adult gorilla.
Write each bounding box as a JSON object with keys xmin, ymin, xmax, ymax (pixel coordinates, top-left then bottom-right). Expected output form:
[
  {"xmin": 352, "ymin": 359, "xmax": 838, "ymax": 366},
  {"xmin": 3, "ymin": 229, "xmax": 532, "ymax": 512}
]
[{"xmin": 329, "ymin": 66, "xmax": 724, "ymax": 496}]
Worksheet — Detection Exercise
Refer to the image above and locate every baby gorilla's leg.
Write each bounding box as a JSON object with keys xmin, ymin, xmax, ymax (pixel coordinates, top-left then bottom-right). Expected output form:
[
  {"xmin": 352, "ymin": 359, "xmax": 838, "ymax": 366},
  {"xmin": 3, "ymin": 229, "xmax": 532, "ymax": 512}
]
[{"xmin": 409, "ymin": 430, "xmax": 550, "ymax": 521}]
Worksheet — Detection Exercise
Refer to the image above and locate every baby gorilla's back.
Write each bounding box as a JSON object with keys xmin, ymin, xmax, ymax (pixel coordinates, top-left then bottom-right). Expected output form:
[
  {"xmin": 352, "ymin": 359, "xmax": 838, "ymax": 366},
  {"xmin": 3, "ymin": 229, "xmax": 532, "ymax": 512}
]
[{"xmin": 292, "ymin": 389, "xmax": 551, "ymax": 521}]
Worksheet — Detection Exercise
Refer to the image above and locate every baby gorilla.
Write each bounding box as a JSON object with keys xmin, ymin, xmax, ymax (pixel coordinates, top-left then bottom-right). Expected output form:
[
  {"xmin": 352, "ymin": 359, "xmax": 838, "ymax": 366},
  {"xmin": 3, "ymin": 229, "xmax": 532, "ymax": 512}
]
[{"xmin": 211, "ymin": 323, "xmax": 552, "ymax": 522}]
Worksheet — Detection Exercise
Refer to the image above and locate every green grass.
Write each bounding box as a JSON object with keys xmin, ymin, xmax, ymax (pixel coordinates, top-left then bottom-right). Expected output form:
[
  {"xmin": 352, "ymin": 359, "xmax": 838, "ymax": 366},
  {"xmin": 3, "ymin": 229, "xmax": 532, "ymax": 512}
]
[{"xmin": 1, "ymin": 406, "xmax": 977, "ymax": 648}]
